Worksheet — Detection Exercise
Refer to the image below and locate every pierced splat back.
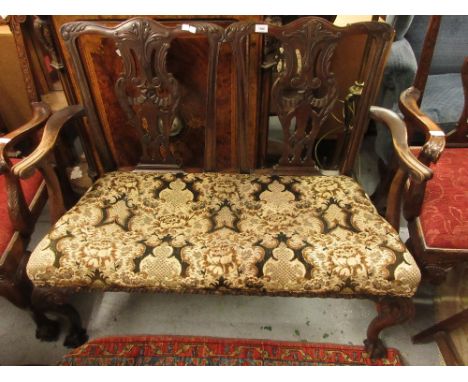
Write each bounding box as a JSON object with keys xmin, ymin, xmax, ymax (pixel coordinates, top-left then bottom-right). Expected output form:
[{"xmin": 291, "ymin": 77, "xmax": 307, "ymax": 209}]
[
  {"xmin": 61, "ymin": 18, "xmax": 223, "ymax": 172},
  {"xmin": 226, "ymin": 17, "xmax": 393, "ymax": 175}
]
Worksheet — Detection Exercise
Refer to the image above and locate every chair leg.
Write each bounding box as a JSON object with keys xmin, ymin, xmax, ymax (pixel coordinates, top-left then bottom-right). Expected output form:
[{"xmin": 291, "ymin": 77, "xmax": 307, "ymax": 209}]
[
  {"xmin": 31, "ymin": 287, "xmax": 88, "ymax": 348},
  {"xmin": 423, "ymin": 263, "xmax": 452, "ymax": 285},
  {"xmin": 406, "ymin": 239, "xmax": 451, "ymax": 284},
  {"xmin": 0, "ymin": 278, "xmax": 61, "ymax": 342},
  {"xmin": 32, "ymin": 308, "xmax": 61, "ymax": 341},
  {"xmin": 371, "ymin": 158, "xmax": 397, "ymax": 217},
  {"xmin": 0, "ymin": 278, "xmax": 29, "ymax": 309},
  {"xmin": 364, "ymin": 297, "xmax": 415, "ymax": 359}
]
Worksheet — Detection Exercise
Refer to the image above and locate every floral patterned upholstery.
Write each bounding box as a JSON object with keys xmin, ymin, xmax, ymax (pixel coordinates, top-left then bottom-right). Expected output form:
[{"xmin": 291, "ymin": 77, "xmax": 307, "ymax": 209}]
[
  {"xmin": 418, "ymin": 148, "xmax": 468, "ymax": 249},
  {"xmin": 26, "ymin": 171, "xmax": 421, "ymax": 297}
]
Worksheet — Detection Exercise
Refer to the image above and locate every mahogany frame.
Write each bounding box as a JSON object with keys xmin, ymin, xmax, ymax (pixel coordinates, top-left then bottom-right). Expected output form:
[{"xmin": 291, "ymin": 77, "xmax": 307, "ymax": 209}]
[{"xmin": 60, "ymin": 18, "xmax": 224, "ymax": 175}]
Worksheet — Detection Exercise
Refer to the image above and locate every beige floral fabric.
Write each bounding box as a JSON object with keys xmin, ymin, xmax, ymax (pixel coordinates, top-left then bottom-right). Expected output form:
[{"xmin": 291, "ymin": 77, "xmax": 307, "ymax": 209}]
[{"xmin": 27, "ymin": 171, "xmax": 421, "ymax": 297}]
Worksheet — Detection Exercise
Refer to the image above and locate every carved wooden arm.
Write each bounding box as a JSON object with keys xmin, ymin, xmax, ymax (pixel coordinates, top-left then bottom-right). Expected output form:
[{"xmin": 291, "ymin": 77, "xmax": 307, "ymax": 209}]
[
  {"xmin": 0, "ymin": 102, "xmax": 51, "ymax": 233},
  {"xmin": 369, "ymin": 105, "xmax": 434, "ymax": 230},
  {"xmin": 11, "ymin": 105, "xmax": 85, "ymax": 225},
  {"xmin": 369, "ymin": 105, "xmax": 433, "ymax": 183},
  {"xmin": 12, "ymin": 105, "xmax": 85, "ymax": 178},
  {"xmin": 0, "ymin": 102, "xmax": 51, "ymax": 174},
  {"xmin": 399, "ymin": 86, "xmax": 446, "ymax": 165},
  {"xmin": 398, "ymin": 85, "xmax": 451, "ymax": 221}
]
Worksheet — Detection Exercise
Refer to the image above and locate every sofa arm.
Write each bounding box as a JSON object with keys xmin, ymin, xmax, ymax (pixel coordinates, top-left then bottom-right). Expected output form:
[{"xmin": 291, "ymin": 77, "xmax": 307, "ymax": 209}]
[{"xmin": 0, "ymin": 102, "xmax": 51, "ymax": 174}]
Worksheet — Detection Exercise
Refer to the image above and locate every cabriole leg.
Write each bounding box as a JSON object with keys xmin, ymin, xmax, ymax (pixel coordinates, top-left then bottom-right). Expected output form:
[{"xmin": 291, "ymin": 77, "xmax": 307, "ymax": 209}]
[
  {"xmin": 31, "ymin": 287, "xmax": 88, "ymax": 348},
  {"xmin": 0, "ymin": 278, "xmax": 60, "ymax": 342},
  {"xmin": 365, "ymin": 297, "xmax": 415, "ymax": 359}
]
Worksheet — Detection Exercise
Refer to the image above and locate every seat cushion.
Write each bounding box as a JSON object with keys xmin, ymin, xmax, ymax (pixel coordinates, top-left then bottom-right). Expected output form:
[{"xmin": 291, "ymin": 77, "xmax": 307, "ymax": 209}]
[
  {"xmin": 27, "ymin": 172, "xmax": 420, "ymax": 297},
  {"xmin": 418, "ymin": 148, "xmax": 468, "ymax": 249},
  {"xmin": 0, "ymin": 159, "xmax": 43, "ymax": 258}
]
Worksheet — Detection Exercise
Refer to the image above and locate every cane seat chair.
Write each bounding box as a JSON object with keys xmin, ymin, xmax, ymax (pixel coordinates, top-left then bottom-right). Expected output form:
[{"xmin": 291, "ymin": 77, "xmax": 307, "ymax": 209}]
[{"xmin": 14, "ymin": 17, "xmax": 433, "ymax": 358}]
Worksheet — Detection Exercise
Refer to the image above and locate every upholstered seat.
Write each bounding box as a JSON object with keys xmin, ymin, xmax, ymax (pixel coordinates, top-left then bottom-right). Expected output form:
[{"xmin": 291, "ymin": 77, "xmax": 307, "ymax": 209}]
[
  {"xmin": 27, "ymin": 171, "xmax": 420, "ymax": 297},
  {"xmin": 417, "ymin": 148, "xmax": 468, "ymax": 249},
  {"xmin": 0, "ymin": 158, "xmax": 43, "ymax": 257}
]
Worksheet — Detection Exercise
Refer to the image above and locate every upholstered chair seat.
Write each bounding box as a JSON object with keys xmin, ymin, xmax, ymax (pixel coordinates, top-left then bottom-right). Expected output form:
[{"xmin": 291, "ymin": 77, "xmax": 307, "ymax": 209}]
[
  {"xmin": 0, "ymin": 158, "xmax": 43, "ymax": 258},
  {"xmin": 414, "ymin": 148, "xmax": 468, "ymax": 249},
  {"xmin": 27, "ymin": 171, "xmax": 421, "ymax": 298}
]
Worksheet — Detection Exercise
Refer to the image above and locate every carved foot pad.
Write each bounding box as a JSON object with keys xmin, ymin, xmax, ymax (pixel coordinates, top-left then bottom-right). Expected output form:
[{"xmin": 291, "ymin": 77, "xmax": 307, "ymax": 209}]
[
  {"xmin": 63, "ymin": 327, "xmax": 88, "ymax": 348},
  {"xmin": 36, "ymin": 319, "xmax": 61, "ymax": 342},
  {"xmin": 364, "ymin": 338, "xmax": 387, "ymax": 360}
]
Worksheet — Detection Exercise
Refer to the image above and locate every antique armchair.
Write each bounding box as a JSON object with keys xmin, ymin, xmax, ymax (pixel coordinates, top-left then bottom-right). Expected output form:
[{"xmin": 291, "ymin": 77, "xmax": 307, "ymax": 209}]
[
  {"xmin": 13, "ymin": 17, "xmax": 433, "ymax": 358},
  {"xmin": 400, "ymin": 59, "xmax": 468, "ymax": 284},
  {"xmin": 376, "ymin": 15, "xmax": 468, "ymax": 165},
  {"xmin": 401, "ymin": 76, "xmax": 467, "ymax": 359},
  {"xmin": 0, "ymin": 101, "xmax": 62, "ymax": 341},
  {"xmin": 373, "ymin": 16, "xmax": 468, "ymax": 213}
]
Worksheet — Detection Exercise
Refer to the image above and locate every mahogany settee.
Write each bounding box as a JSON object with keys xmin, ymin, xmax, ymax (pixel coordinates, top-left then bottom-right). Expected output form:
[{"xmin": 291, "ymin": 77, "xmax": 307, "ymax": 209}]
[{"xmin": 10, "ymin": 17, "xmax": 436, "ymax": 358}]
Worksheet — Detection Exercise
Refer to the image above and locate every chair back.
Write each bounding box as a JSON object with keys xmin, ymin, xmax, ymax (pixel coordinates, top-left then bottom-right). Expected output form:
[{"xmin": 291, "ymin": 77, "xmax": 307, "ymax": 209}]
[
  {"xmin": 62, "ymin": 18, "xmax": 223, "ymax": 172},
  {"xmin": 62, "ymin": 17, "xmax": 393, "ymax": 176},
  {"xmin": 227, "ymin": 17, "xmax": 393, "ymax": 175}
]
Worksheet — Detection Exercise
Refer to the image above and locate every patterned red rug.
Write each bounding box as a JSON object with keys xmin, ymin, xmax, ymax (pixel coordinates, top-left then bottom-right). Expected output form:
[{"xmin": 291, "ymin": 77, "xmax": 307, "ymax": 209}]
[{"xmin": 60, "ymin": 335, "xmax": 403, "ymax": 366}]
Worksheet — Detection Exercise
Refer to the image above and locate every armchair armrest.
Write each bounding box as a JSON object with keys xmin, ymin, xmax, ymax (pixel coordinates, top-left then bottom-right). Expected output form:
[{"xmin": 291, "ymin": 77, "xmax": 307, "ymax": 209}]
[
  {"xmin": 370, "ymin": 105, "xmax": 434, "ymax": 230},
  {"xmin": 0, "ymin": 102, "xmax": 51, "ymax": 174},
  {"xmin": 398, "ymin": 87, "xmax": 448, "ymax": 221},
  {"xmin": 399, "ymin": 86, "xmax": 446, "ymax": 165},
  {"xmin": 369, "ymin": 105, "xmax": 433, "ymax": 184},
  {"xmin": 12, "ymin": 105, "xmax": 85, "ymax": 179}
]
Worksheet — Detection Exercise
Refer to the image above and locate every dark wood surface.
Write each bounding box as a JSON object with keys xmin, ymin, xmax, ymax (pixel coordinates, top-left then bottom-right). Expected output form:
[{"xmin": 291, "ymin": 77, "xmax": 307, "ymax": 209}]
[
  {"xmin": 61, "ymin": 19, "xmax": 224, "ymax": 173},
  {"xmin": 227, "ymin": 18, "xmax": 395, "ymax": 176},
  {"xmin": 6, "ymin": 16, "xmax": 40, "ymax": 103},
  {"xmin": 50, "ymin": 16, "xmax": 263, "ymax": 174}
]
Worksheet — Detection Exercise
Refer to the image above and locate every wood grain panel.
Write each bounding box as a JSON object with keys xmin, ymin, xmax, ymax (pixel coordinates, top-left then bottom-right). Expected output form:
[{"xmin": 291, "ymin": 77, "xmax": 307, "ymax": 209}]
[{"xmin": 51, "ymin": 16, "xmax": 262, "ymax": 171}]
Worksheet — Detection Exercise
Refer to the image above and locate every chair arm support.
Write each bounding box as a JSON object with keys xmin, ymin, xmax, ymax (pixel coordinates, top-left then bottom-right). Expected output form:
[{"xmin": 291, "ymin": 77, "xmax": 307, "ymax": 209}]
[
  {"xmin": 399, "ymin": 86, "xmax": 446, "ymax": 164},
  {"xmin": 12, "ymin": 105, "xmax": 85, "ymax": 179},
  {"xmin": 369, "ymin": 106, "xmax": 433, "ymax": 184},
  {"xmin": 0, "ymin": 102, "xmax": 51, "ymax": 174}
]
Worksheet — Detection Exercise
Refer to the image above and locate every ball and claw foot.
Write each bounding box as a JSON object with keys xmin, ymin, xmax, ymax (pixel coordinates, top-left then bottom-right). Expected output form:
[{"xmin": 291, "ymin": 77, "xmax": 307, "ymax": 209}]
[
  {"xmin": 35, "ymin": 319, "xmax": 61, "ymax": 342},
  {"xmin": 63, "ymin": 327, "xmax": 88, "ymax": 348},
  {"xmin": 364, "ymin": 338, "xmax": 387, "ymax": 360}
]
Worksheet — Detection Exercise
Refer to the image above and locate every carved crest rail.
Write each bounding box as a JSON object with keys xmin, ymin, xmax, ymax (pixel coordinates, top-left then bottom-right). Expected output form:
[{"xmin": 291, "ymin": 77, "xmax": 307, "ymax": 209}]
[{"xmin": 61, "ymin": 17, "xmax": 392, "ymax": 176}]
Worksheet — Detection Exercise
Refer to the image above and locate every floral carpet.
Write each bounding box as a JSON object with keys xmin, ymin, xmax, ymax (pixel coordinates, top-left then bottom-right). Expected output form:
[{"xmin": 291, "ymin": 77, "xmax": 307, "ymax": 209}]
[{"xmin": 60, "ymin": 335, "xmax": 403, "ymax": 366}]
